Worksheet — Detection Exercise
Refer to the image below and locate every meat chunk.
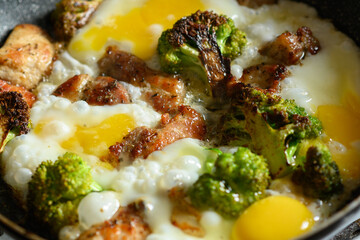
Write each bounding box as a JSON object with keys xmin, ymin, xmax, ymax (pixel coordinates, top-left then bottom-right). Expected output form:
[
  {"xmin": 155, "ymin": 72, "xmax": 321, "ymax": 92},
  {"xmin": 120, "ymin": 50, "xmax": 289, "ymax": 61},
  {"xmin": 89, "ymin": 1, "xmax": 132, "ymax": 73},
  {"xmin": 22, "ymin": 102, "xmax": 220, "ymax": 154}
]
[
  {"xmin": 84, "ymin": 76, "xmax": 130, "ymax": 105},
  {"xmin": 0, "ymin": 24, "xmax": 55, "ymax": 90},
  {"xmin": 259, "ymin": 26, "xmax": 321, "ymax": 65},
  {"xmin": 107, "ymin": 105, "xmax": 206, "ymax": 165},
  {"xmin": 53, "ymin": 0, "xmax": 103, "ymax": 42},
  {"xmin": 53, "ymin": 74, "xmax": 91, "ymax": 102},
  {"xmin": 53, "ymin": 74, "xmax": 130, "ymax": 105},
  {"xmin": 77, "ymin": 201, "xmax": 151, "ymax": 240},
  {"xmin": 239, "ymin": 63, "xmax": 289, "ymax": 91},
  {"xmin": 168, "ymin": 187, "xmax": 205, "ymax": 237},
  {"xmin": 98, "ymin": 46, "xmax": 185, "ymax": 113},
  {"xmin": 236, "ymin": 0, "xmax": 277, "ymax": 8},
  {"xmin": 0, "ymin": 80, "xmax": 36, "ymax": 107}
]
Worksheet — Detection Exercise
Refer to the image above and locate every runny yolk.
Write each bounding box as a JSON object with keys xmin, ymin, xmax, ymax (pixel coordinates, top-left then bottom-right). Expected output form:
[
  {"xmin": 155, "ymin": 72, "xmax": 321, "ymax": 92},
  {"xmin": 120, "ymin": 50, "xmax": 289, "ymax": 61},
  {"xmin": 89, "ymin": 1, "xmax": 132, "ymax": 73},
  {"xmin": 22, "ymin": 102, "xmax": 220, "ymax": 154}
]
[
  {"xmin": 316, "ymin": 90, "xmax": 360, "ymax": 180},
  {"xmin": 61, "ymin": 114, "xmax": 135, "ymax": 157},
  {"xmin": 69, "ymin": 0, "xmax": 205, "ymax": 60},
  {"xmin": 232, "ymin": 195, "xmax": 314, "ymax": 240}
]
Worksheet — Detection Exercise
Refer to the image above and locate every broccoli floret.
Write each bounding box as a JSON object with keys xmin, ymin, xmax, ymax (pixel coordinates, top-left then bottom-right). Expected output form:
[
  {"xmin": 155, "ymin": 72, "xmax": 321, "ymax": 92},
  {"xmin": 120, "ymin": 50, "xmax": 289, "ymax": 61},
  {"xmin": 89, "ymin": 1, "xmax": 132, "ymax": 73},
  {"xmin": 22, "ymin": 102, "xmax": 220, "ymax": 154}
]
[
  {"xmin": 188, "ymin": 147, "xmax": 270, "ymax": 218},
  {"xmin": 292, "ymin": 140, "xmax": 343, "ymax": 200},
  {"xmin": 52, "ymin": 0, "xmax": 103, "ymax": 42},
  {"xmin": 27, "ymin": 152, "xmax": 102, "ymax": 233},
  {"xmin": 220, "ymin": 104, "xmax": 251, "ymax": 146},
  {"xmin": 0, "ymin": 92, "xmax": 30, "ymax": 152},
  {"xmin": 225, "ymin": 83, "xmax": 323, "ymax": 178},
  {"xmin": 157, "ymin": 10, "xmax": 246, "ymax": 96}
]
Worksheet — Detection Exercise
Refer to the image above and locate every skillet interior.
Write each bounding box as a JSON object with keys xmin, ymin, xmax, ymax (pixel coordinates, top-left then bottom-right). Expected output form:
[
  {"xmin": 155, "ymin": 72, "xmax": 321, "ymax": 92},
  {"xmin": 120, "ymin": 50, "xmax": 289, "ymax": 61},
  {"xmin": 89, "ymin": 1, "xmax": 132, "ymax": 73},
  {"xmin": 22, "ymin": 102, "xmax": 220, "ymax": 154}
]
[{"xmin": 0, "ymin": 0, "xmax": 360, "ymax": 239}]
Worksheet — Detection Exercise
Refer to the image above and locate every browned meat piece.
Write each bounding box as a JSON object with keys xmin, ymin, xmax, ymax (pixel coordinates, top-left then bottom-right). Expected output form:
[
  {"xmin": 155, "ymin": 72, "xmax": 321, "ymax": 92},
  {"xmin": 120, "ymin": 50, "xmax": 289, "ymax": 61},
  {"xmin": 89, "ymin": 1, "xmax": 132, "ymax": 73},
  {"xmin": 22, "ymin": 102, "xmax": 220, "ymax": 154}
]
[
  {"xmin": 0, "ymin": 24, "xmax": 55, "ymax": 90},
  {"xmin": 259, "ymin": 26, "xmax": 321, "ymax": 65},
  {"xmin": 53, "ymin": 74, "xmax": 130, "ymax": 105},
  {"xmin": 168, "ymin": 187, "xmax": 205, "ymax": 237},
  {"xmin": 0, "ymin": 80, "xmax": 36, "ymax": 107},
  {"xmin": 296, "ymin": 26, "xmax": 321, "ymax": 55},
  {"xmin": 239, "ymin": 63, "xmax": 289, "ymax": 91},
  {"xmin": 98, "ymin": 46, "xmax": 185, "ymax": 113},
  {"xmin": 84, "ymin": 76, "xmax": 130, "ymax": 105},
  {"xmin": 77, "ymin": 201, "xmax": 151, "ymax": 240},
  {"xmin": 53, "ymin": 0, "xmax": 103, "ymax": 42},
  {"xmin": 107, "ymin": 105, "xmax": 206, "ymax": 165},
  {"xmin": 236, "ymin": 0, "xmax": 277, "ymax": 8},
  {"xmin": 53, "ymin": 74, "xmax": 91, "ymax": 102}
]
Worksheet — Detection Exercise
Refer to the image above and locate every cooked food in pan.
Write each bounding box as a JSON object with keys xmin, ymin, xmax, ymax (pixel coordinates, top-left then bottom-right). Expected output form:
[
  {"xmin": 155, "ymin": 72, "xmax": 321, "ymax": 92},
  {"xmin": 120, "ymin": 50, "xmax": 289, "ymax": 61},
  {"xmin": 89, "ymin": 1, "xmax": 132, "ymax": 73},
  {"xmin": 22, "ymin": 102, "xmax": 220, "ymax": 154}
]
[{"xmin": 1, "ymin": 0, "xmax": 360, "ymax": 239}]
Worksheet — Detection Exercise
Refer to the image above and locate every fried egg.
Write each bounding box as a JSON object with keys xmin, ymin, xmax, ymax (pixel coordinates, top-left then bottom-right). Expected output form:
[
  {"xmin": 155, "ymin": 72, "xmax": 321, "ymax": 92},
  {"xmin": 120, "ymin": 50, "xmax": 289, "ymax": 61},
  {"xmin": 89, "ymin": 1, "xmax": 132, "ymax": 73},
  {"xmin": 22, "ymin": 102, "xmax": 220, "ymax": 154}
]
[{"xmin": 2, "ymin": 0, "xmax": 360, "ymax": 240}]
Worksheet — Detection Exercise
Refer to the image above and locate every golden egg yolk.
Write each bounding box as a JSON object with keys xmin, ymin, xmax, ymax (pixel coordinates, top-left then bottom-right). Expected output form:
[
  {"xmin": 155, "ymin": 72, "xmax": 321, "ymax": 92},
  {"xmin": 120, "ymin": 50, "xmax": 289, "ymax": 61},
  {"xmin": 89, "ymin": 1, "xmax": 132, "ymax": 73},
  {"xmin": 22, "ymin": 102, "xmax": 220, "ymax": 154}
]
[
  {"xmin": 316, "ymin": 91, "xmax": 360, "ymax": 180},
  {"xmin": 69, "ymin": 0, "xmax": 205, "ymax": 60},
  {"xmin": 61, "ymin": 114, "xmax": 135, "ymax": 157},
  {"xmin": 232, "ymin": 195, "xmax": 314, "ymax": 240}
]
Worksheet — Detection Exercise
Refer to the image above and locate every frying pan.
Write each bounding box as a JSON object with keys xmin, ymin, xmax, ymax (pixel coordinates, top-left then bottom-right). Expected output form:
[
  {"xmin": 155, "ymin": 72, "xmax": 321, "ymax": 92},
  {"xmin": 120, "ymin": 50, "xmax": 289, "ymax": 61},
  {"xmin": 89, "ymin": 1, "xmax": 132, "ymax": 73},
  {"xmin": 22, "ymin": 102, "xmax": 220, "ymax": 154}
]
[{"xmin": 0, "ymin": 0, "xmax": 360, "ymax": 239}]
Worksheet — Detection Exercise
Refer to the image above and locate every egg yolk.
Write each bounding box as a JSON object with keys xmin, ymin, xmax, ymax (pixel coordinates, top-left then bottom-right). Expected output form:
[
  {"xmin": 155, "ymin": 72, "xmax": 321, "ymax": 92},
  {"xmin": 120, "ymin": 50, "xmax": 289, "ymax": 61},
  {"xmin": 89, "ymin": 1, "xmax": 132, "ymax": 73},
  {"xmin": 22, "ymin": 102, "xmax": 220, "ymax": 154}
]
[
  {"xmin": 316, "ymin": 90, "xmax": 360, "ymax": 180},
  {"xmin": 69, "ymin": 0, "xmax": 205, "ymax": 60},
  {"xmin": 232, "ymin": 195, "xmax": 314, "ymax": 240},
  {"xmin": 61, "ymin": 114, "xmax": 135, "ymax": 157}
]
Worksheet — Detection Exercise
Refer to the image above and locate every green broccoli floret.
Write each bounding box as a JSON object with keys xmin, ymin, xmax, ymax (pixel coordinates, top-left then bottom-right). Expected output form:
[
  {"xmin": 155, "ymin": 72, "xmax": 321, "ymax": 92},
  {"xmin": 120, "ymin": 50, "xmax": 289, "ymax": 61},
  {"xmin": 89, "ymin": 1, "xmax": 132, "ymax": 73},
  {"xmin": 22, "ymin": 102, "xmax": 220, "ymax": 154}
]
[
  {"xmin": 27, "ymin": 152, "xmax": 102, "ymax": 233},
  {"xmin": 52, "ymin": 0, "xmax": 103, "ymax": 42},
  {"xmin": 224, "ymin": 83, "xmax": 323, "ymax": 178},
  {"xmin": 188, "ymin": 147, "xmax": 270, "ymax": 218},
  {"xmin": 292, "ymin": 140, "xmax": 343, "ymax": 200},
  {"xmin": 157, "ymin": 10, "xmax": 246, "ymax": 96}
]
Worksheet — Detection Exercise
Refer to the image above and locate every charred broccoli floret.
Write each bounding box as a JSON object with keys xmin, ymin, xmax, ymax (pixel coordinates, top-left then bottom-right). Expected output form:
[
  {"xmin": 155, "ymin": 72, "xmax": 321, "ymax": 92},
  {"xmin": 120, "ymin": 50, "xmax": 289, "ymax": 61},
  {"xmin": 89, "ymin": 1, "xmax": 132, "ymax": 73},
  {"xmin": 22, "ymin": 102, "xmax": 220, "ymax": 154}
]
[
  {"xmin": 292, "ymin": 140, "xmax": 343, "ymax": 199},
  {"xmin": 27, "ymin": 152, "xmax": 102, "ymax": 233},
  {"xmin": 157, "ymin": 10, "xmax": 246, "ymax": 96},
  {"xmin": 220, "ymin": 104, "xmax": 251, "ymax": 146},
  {"xmin": 188, "ymin": 147, "xmax": 270, "ymax": 218},
  {"xmin": 224, "ymin": 83, "xmax": 323, "ymax": 178},
  {"xmin": 52, "ymin": 0, "xmax": 103, "ymax": 41},
  {"xmin": 0, "ymin": 92, "xmax": 30, "ymax": 152}
]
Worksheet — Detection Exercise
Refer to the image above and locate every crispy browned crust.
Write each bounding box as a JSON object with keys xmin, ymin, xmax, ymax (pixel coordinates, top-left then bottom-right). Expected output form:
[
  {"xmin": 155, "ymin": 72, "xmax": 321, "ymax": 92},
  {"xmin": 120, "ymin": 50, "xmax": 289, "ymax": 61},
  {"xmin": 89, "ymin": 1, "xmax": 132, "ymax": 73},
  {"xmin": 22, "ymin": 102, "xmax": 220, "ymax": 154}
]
[
  {"xmin": 239, "ymin": 63, "xmax": 290, "ymax": 92},
  {"xmin": 53, "ymin": 0, "xmax": 103, "ymax": 42},
  {"xmin": 107, "ymin": 105, "xmax": 206, "ymax": 165},
  {"xmin": 98, "ymin": 46, "xmax": 185, "ymax": 113},
  {"xmin": 168, "ymin": 10, "xmax": 231, "ymax": 96},
  {"xmin": 77, "ymin": 201, "xmax": 151, "ymax": 240},
  {"xmin": 259, "ymin": 26, "xmax": 321, "ymax": 65},
  {"xmin": 84, "ymin": 76, "xmax": 130, "ymax": 105},
  {"xmin": 53, "ymin": 74, "xmax": 91, "ymax": 102},
  {"xmin": 53, "ymin": 74, "xmax": 130, "ymax": 106},
  {"xmin": 0, "ymin": 24, "xmax": 55, "ymax": 90},
  {"xmin": 0, "ymin": 91, "xmax": 30, "ymax": 135},
  {"xmin": 0, "ymin": 92, "xmax": 30, "ymax": 151}
]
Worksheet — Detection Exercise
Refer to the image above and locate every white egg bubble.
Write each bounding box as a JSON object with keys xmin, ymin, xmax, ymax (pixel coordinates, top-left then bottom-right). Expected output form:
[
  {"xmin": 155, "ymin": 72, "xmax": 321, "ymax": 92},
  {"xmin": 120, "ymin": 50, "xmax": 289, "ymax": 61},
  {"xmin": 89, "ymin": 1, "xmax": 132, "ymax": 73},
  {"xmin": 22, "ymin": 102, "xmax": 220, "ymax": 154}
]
[
  {"xmin": 40, "ymin": 120, "xmax": 72, "ymax": 140},
  {"xmin": 14, "ymin": 168, "xmax": 33, "ymax": 185},
  {"xmin": 54, "ymin": 98, "xmax": 72, "ymax": 110},
  {"xmin": 78, "ymin": 191, "xmax": 120, "ymax": 230},
  {"xmin": 160, "ymin": 169, "xmax": 192, "ymax": 190},
  {"xmin": 176, "ymin": 155, "xmax": 201, "ymax": 172},
  {"xmin": 71, "ymin": 101, "xmax": 90, "ymax": 114},
  {"xmin": 59, "ymin": 225, "xmax": 81, "ymax": 240},
  {"xmin": 201, "ymin": 211, "xmax": 222, "ymax": 226},
  {"xmin": 231, "ymin": 64, "xmax": 243, "ymax": 79}
]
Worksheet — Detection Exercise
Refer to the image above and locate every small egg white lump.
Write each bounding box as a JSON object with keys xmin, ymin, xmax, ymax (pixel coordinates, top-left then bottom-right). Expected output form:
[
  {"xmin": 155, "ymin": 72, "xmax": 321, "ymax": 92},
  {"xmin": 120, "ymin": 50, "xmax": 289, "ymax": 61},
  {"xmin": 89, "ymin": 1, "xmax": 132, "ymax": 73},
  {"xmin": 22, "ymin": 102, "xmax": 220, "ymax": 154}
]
[{"xmin": 78, "ymin": 191, "xmax": 120, "ymax": 229}]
